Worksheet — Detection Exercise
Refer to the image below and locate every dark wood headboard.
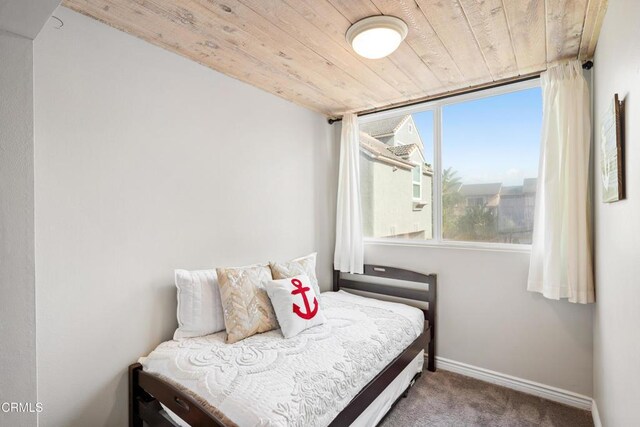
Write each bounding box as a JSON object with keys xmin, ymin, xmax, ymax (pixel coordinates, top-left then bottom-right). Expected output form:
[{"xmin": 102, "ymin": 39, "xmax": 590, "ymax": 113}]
[{"xmin": 333, "ymin": 264, "xmax": 437, "ymax": 372}]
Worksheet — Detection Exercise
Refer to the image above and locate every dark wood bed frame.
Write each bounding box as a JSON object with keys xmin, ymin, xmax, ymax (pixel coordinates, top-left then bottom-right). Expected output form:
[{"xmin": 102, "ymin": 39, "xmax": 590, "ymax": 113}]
[{"xmin": 129, "ymin": 264, "xmax": 437, "ymax": 427}]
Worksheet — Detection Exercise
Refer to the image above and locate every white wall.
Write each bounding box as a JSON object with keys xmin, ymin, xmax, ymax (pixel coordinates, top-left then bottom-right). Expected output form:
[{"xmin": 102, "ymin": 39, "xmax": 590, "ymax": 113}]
[
  {"xmin": 0, "ymin": 30, "xmax": 37, "ymax": 427},
  {"xmin": 0, "ymin": 0, "xmax": 60, "ymax": 39},
  {"xmin": 34, "ymin": 7, "xmax": 336, "ymax": 426},
  {"xmin": 592, "ymin": 1, "xmax": 640, "ymax": 425},
  {"xmin": 363, "ymin": 243, "xmax": 594, "ymax": 396}
]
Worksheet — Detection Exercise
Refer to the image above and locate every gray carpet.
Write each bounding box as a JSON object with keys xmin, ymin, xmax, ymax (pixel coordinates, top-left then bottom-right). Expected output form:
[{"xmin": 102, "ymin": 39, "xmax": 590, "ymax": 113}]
[{"xmin": 380, "ymin": 370, "xmax": 593, "ymax": 427}]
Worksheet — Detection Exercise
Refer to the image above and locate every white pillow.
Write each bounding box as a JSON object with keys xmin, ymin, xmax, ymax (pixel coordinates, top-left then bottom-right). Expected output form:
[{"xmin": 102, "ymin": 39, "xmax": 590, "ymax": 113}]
[
  {"xmin": 174, "ymin": 269, "xmax": 225, "ymax": 340},
  {"xmin": 265, "ymin": 274, "xmax": 325, "ymax": 338},
  {"xmin": 269, "ymin": 252, "xmax": 321, "ymax": 299}
]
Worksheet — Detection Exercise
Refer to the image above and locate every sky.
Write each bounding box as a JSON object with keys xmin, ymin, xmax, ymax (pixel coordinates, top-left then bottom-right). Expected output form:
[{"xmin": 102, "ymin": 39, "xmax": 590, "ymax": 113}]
[{"xmin": 412, "ymin": 87, "xmax": 542, "ymax": 186}]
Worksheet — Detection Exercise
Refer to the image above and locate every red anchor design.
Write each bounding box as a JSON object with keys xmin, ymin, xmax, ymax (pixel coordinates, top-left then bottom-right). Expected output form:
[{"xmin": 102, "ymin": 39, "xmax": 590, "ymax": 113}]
[{"xmin": 291, "ymin": 278, "xmax": 318, "ymax": 320}]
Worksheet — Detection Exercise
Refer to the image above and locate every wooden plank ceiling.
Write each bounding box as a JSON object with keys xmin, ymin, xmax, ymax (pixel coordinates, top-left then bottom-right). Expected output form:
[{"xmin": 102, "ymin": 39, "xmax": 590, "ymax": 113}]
[{"xmin": 63, "ymin": 0, "xmax": 607, "ymax": 117}]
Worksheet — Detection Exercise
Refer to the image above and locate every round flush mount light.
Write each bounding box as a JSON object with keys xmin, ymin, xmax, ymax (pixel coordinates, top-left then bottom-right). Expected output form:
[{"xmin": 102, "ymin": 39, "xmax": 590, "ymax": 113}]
[{"xmin": 346, "ymin": 15, "xmax": 408, "ymax": 59}]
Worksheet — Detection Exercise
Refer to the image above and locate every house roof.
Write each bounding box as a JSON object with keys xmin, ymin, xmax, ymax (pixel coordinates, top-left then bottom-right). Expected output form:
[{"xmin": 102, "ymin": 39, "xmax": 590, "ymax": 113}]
[
  {"xmin": 359, "ymin": 132, "xmax": 414, "ymax": 169},
  {"xmin": 387, "ymin": 144, "xmax": 419, "ymax": 157},
  {"xmin": 500, "ymin": 186, "xmax": 522, "ymax": 196},
  {"xmin": 360, "ymin": 130, "xmax": 433, "ymax": 175},
  {"xmin": 459, "ymin": 182, "xmax": 502, "ymax": 197},
  {"xmin": 500, "ymin": 178, "xmax": 537, "ymax": 196},
  {"xmin": 360, "ymin": 116, "xmax": 409, "ymax": 138}
]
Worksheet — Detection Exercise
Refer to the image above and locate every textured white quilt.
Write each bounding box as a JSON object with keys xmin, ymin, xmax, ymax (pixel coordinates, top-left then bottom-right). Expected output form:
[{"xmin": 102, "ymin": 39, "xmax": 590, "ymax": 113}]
[{"xmin": 140, "ymin": 290, "xmax": 424, "ymax": 427}]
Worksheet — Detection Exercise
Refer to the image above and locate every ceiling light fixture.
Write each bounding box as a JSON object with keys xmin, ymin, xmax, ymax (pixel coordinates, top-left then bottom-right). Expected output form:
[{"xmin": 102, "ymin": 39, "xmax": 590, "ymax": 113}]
[{"xmin": 346, "ymin": 15, "xmax": 408, "ymax": 59}]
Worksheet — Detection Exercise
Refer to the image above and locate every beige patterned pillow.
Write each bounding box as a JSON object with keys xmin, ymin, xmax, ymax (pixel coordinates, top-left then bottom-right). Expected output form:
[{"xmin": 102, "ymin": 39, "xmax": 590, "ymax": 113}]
[
  {"xmin": 270, "ymin": 253, "xmax": 321, "ymax": 298},
  {"xmin": 216, "ymin": 263, "xmax": 278, "ymax": 344}
]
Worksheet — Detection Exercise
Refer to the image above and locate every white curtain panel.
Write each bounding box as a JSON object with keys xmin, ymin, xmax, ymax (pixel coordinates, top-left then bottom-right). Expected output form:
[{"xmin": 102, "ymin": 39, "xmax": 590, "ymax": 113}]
[
  {"xmin": 527, "ymin": 61, "xmax": 594, "ymax": 303},
  {"xmin": 334, "ymin": 113, "xmax": 364, "ymax": 274}
]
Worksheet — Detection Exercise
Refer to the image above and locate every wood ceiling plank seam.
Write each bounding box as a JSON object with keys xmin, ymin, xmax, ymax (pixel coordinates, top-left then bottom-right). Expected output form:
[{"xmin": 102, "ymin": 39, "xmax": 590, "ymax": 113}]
[
  {"xmin": 237, "ymin": 0, "xmax": 405, "ymax": 104},
  {"xmin": 331, "ymin": 0, "xmax": 440, "ymax": 97},
  {"xmin": 384, "ymin": 44, "xmax": 444, "ymax": 95},
  {"xmin": 388, "ymin": 0, "xmax": 448, "ymax": 87},
  {"xmin": 290, "ymin": 0, "xmax": 424, "ymax": 99},
  {"xmin": 359, "ymin": 0, "xmax": 451, "ymax": 94},
  {"xmin": 414, "ymin": 0, "xmax": 492, "ymax": 87},
  {"xmin": 325, "ymin": 0, "xmax": 382, "ymax": 29},
  {"xmin": 574, "ymin": 0, "xmax": 591, "ymax": 61},
  {"xmin": 578, "ymin": 0, "xmax": 594, "ymax": 60},
  {"xmin": 350, "ymin": 0, "xmax": 446, "ymax": 93},
  {"xmin": 187, "ymin": 0, "xmax": 381, "ymax": 110},
  {"xmin": 499, "ymin": 0, "xmax": 523, "ymax": 73},
  {"xmin": 579, "ymin": 0, "xmax": 606, "ymax": 59},
  {"xmin": 458, "ymin": 0, "xmax": 519, "ymax": 81},
  {"xmin": 327, "ymin": 0, "xmax": 421, "ymax": 96},
  {"xmin": 543, "ymin": 0, "xmax": 548, "ymax": 68},
  {"xmin": 275, "ymin": 0, "xmax": 418, "ymax": 101},
  {"xmin": 62, "ymin": 0, "xmax": 343, "ymax": 115},
  {"xmin": 182, "ymin": 42, "xmax": 334, "ymax": 114},
  {"xmin": 176, "ymin": 0, "xmax": 380, "ymax": 111},
  {"xmin": 370, "ymin": 0, "xmax": 465, "ymax": 87},
  {"xmin": 546, "ymin": 0, "xmax": 589, "ymax": 64},
  {"xmin": 324, "ymin": 0, "xmax": 434, "ymax": 98},
  {"xmin": 502, "ymin": 0, "xmax": 547, "ymax": 75},
  {"xmin": 456, "ymin": 0, "xmax": 500, "ymax": 81},
  {"xmin": 127, "ymin": 0, "xmax": 348, "ymax": 110},
  {"xmin": 587, "ymin": 0, "xmax": 607, "ymax": 56},
  {"xmin": 173, "ymin": 0, "xmax": 354, "ymax": 110},
  {"xmin": 544, "ymin": 0, "xmax": 549, "ymax": 65},
  {"xmin": 589, "ymin": 0, "xmax": 609, "ymax": 58},
  {"xmin": 250, "ymin": 1, "xmax": 407, "ymax": 102}
]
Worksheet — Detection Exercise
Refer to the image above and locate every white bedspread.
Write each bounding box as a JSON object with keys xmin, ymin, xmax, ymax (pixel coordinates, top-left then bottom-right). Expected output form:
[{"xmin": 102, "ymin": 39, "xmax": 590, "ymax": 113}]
[{"xmin": 140, "ymin": 290, "xmax": 424, "ymax": 427}]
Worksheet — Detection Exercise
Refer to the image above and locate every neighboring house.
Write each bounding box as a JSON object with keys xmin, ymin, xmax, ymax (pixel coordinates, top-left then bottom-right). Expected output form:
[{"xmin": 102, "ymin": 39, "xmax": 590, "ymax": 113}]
[
  {"xmin": 497, "ymin": 178, "xmax": 537, "ymax": 243},
  {"xmin": 359, "ymin": 115, "xmax": 433, "ymax": 239},
  {"xmin": 458, "ymin": 182, "xmax": 502, "ymax": 212},
  {"xmin": 360, "ymin": 115, "xmax": 423, "ymax": 148},
  {"xmin": 456, "ymin": 179, "xmax": 537, "ymax": 243}
]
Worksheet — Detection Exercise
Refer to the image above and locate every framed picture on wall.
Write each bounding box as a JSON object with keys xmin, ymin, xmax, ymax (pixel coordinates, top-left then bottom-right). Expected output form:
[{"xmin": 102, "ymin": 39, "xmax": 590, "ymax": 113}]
[{"xmin": 600, "ymin": 93, "xmax": 625, "ymax": 203}]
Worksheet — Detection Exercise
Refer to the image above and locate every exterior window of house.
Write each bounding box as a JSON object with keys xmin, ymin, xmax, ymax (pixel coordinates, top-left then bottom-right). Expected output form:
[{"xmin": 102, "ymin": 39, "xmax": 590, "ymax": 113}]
[
  {"xmin": 359, "ymin": 80, "xmax": 541, "ymax": 248},
  {"xmin": 412, "ymin": 165, "xmax": 421, "ymax": 199}
]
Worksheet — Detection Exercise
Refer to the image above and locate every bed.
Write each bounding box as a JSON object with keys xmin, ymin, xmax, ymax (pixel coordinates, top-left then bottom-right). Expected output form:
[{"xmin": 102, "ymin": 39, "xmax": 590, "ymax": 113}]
[{"xmin": 129, "ymin": 264, "xmax": 437, "ymax": 427}]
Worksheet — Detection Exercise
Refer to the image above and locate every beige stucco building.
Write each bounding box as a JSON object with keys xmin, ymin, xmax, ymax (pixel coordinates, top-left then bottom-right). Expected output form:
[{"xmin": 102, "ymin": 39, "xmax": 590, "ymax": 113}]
[{"xmin": 360, "ymin": 116, "xmax": 433, "ymax": 239}]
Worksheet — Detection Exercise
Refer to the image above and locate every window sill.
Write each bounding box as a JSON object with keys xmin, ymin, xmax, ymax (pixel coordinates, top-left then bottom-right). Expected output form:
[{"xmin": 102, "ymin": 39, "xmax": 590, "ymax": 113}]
[
  {"xmin": 412, "ymin": 200, "xmax": 428, "ymax": 211},
  {"xmin": 363, "ymin": 237, "xmax": 532, "ymax": 254}
]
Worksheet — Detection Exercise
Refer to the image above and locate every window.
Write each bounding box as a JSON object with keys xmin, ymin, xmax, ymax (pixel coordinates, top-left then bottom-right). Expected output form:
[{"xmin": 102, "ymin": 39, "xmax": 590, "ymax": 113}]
[
  {"xmin": 442, "ymin": 87, "xmax": 541, "ymax": 244},
  {"xmin": 359, "ymin": 81, "xmax": 541, "ymax": 247},
  {"xmin": 412, "ymin": 165, "xmax": 422, "ymax": 200}
]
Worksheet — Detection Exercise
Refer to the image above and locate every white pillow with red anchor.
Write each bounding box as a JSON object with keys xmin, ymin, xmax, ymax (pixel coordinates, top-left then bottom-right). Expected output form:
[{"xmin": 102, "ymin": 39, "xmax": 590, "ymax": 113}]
[{"xmin": 265, "ymin": 274, "xmax": 326, "ymax": 338}]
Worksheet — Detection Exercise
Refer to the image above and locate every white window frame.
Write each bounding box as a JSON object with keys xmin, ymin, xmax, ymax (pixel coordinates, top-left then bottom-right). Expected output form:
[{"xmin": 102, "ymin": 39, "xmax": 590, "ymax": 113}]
[{"xmin": 359, "ymin": 78, "xmax": 540, "ymax": 253}]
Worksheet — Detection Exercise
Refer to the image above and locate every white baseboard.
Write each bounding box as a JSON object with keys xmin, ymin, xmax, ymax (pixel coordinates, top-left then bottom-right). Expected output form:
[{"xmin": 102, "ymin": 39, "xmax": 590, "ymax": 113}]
[
  {"xmin": 591, "ymin": 399, "xmax": 602, "ymax": 427},
  {"xmin": 433, "ymin": 356, "xmax": 593, "ymax": 411}
]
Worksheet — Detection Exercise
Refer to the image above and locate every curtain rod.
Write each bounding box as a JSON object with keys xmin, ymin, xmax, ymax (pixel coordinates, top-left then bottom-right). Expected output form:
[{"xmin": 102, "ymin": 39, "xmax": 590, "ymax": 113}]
[{"xmin": 327, "ymin": 60, "xmax": 593, "ymax": 124}]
